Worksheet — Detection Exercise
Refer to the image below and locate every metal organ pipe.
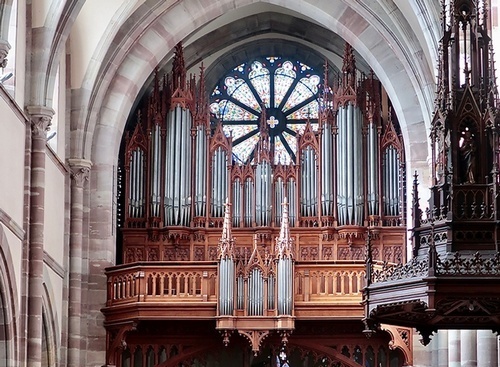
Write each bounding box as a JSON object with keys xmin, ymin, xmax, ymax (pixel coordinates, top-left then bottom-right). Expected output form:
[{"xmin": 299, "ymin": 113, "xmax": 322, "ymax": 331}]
[
  {"xmin": 336, "ymin": 103, "xmax": 364, "ymax": 225},
  {"xmin": 287, "ymin": 179, "xmax": 296, "ymax": 227},
  {"xmin": 232, "ymin": 179, "xmax": 241, "ymax": 227},
  {"xmin": 301, "ymin": 147, "xmax": 317, "ymax": 217},
  {"xmin": 164, "ymin": 105, "xmax": 192, "ymax": 226},
  {"xmin": 218, "ymin": 257, "xmax": 234, "ymax": 315},
  {"xmin": 321, "ymin": 124, "xmax": 334, "ymax": 216},
  {"xmin": 256, "ymin": 162, "xmax": 271, "ymax": 226},
  {"xmin": 275, "ymin": 178, "xmax": 284, "ymax": 226},
  {"xmin": 150, "ymin": 125, "xmax": 161, "ymax": 218},
  {"xmin": 195, "ymin": 126, "xmax": 207, "ymax": 217},
  {"xmin": 337, "ymin": 106, "xmax": 346, "ymax": 225},
  {"xmin": 367, "ymin": 122, "xmax": 378, "ymax": 216},
  {"xmin": 244, "ymin": 178, "xmax": 254, "ymax": 227},
  {"xmin": 211, "ymin": 148, "xmax": 228, "ymax": 217},
  {"xmin": 383, "ymin": 146, "xmax": 400, "ymax": 217},
  {"xmin": 129, "ymin": 148, "xmax": 145, "ymax": 218}
]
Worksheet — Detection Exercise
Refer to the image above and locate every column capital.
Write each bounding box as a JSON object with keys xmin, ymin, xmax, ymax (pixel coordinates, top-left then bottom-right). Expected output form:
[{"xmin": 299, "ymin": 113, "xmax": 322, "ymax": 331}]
[
  {"xmin": 27, "ymin": 106, "xmax": 55, "ymax": 138},
  {"xmin": 0, "ymin": 39, "xmax": 11, "ymax": 68},
  {"xmin": 68, "ymin": 159, "xmax": 92, "ymax": 188}
]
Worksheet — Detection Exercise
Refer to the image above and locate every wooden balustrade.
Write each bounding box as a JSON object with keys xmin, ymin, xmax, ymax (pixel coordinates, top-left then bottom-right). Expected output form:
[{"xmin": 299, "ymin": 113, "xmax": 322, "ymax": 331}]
[
  {"xmin": 294, "ymin": 262, "xmax": 366, "ymax": 302},
  {"xmin": 106, "ymin": 262, "xmax": 218, "ymax": 307},
  {"xmin": 106, "ymin": 262, "xmax": 369, "ymax": 309}
]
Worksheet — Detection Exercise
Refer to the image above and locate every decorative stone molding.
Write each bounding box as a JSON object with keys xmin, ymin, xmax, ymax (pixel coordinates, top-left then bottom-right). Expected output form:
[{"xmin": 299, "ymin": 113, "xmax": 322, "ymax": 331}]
[
  {"xmin": 26, "ymin": 105, "xmax": 55, "ymax": 138},
  {"xmin": 68, "ymin": 159, "xmax": 92, "ymax": 188},
  {"xmin": 0, "ymin": 39, "xmax": 11, "ymax": 68}
]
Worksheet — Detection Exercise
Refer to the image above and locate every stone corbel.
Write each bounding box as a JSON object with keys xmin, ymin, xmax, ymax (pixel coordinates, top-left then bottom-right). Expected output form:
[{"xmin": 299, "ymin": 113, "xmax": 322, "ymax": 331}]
[
  {"xmin": 68, "ymin": 159, "xmax": 92, "ymax": 188},
  {"xmin": 26, "ymin": 106, "xmax": 55, "ymax": 138},
  {"xmin": 0, "ymin": 39, "xmax": 11, "ymax": 68}
]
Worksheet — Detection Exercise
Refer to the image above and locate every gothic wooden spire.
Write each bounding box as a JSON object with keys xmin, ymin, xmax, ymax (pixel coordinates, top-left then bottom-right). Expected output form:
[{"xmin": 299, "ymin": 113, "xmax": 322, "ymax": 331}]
[
  {"xmin": 275, "ymin": 198, "xmax": 294, "ymax": 259},
  {"xmin": 334, "ymin": 42, "xmax": 360, "ymax": 108},
  {"xmin": 172, "ymin": 42, "xmax": 186, "ymax": 92},
  {"xmin": 218, "ymin": 198, "xmax": 234, "ymax": 259}
]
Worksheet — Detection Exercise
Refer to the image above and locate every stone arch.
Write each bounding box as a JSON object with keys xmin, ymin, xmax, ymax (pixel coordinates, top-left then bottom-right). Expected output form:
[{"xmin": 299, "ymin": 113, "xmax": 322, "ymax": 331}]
[
  {"xmin": 0, "ymin": 0, "xmax": 14, "ymax": 40},
  {"xmin": 41, "ymin": 276, "xmax": 60, "ymax": 367},
  {"xmin": 0, "ymin": 225, "xmax": 19, "ymax": 367},
  {"xmin": 81, "ymin": 0, "xmax": 437, "ymax": 166}
]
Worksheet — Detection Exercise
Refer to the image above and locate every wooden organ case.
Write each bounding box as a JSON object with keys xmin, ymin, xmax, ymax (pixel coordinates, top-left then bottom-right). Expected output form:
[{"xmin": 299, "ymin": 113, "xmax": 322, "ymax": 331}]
[{"xmin": 102, "ymin": 43, "xmax": 411, "ymax": 367}]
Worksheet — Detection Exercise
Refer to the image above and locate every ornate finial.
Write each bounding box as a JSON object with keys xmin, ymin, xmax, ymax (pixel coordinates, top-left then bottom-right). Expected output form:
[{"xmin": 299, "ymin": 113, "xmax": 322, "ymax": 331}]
[
  {"xmin": 276, "ymin": 198, "xmax": 294, "ymax": 259},
  {"xmin": 219, "ymin": 198, "xmax": 234, "ymax": 259},
  {"xmin": 172, "ymin": 42, "xmax": 186, "ymax": 91},
  {"xmin": 342, "ymin": 43, "xmax": 356, "ymax": 87}
]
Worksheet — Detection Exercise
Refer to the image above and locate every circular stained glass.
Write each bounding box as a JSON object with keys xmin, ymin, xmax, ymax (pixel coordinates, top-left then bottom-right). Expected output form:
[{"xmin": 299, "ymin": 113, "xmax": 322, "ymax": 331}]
[{"xmin": 210, "ymin": 57, "xmax": 322, "ymax": 165}]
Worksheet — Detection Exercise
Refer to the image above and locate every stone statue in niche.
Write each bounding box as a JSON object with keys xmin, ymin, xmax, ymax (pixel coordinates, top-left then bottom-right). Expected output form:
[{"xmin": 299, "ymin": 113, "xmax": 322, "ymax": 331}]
[{"xmin": 460, "ymin": 130, "xmax": 476, "ymax": 183}]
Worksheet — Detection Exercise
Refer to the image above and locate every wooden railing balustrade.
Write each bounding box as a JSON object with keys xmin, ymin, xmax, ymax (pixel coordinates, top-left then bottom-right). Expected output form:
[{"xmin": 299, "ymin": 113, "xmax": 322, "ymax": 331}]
[{"xmin": 106, "ymin": 262, "xmax": 375, "ymax": 309}]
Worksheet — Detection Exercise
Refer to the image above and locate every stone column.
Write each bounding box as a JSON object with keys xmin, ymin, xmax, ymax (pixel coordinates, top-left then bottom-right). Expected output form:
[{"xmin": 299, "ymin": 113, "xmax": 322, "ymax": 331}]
[
  {"xmin": 477, "ymin": 330, "xmax": 497, "ymax": 367},
  {"xmin": 461, "ymin": 330, "xmax": 477, "ymax": 367},
  {"xmin": 448, "ymin": 330, "xmax": 461, "ymax": 367},
  {"xmin": 437, "ymin": 330, "xmax": 448, "ymax": 367},
  {"xmin": 67, "ymin": 159, "xmax": 91, "ymax": 367},
  {"xmin": 26, "ymin": 106, "xmax": 54, "ymax": 367}
]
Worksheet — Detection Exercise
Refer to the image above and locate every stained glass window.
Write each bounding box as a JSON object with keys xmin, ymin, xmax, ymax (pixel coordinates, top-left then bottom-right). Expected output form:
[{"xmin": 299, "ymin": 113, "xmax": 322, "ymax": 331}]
[{"xmin": 210, "ymin": 57, "xmax": 322, "ymax": 164}]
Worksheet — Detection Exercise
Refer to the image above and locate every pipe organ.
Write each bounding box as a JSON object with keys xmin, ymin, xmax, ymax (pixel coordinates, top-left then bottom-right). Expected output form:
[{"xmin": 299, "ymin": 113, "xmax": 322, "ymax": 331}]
[
  {"xmin": 111, "ymin": 41, "xmax": 411, "ymax": 366},
  {"xmin": 120, "ymin": 41, "xmax": 407, "ymax": 295}
]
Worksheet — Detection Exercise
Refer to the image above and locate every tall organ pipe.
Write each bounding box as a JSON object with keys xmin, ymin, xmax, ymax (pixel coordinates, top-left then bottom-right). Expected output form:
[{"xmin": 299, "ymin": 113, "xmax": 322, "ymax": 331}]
[
  {"xmin": 336, "ymin": 103, "xmax": 364, "ymax": 225},
  {"xmin": 367, "ymin": 122, "xmax": 379, "ymax": 216},
  {"xmin": 195, "ymin": 126, "xmax": 207, "ymax": 217},
  {"xmin": 164, "ymin": 105, "xmax": 192, "ymax": 226},
  {"xmin": 218, "ymin": 200, "xmax": 235, "ymax": 315},
  {"xmin": 211, "ymin": 148, "xmax": 228, "ymax": 217},
  {"xmin": 301, "ymin": 147, "xmax": 317, "ymax": 217},
  {"xmin": 383, "ymin": 146, "xmax": 400, "ymax": 216},
  {"xmin": 150, "ymin": 125, "xmax": 162, "ymax": 218},
  {"xmin": 232, "ymin": 179, "xmax": 241, "ymax": 227},
  {"xmin": 129, "ymin": 148, "xmax": 145, "ymax": 218},
  {"xmin": 256, "ymin": 162, "xmax": 271, "ymax": 226},
  {"xmin": 321, "ymin": 124, "xmax": 334, "ymax": 216}
]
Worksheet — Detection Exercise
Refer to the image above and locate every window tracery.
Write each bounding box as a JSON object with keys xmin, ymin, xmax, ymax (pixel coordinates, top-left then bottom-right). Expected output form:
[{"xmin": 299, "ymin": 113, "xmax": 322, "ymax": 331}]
[{"xmin": 210, "ymin": 57, "xmax": 321, "ymax": 165}]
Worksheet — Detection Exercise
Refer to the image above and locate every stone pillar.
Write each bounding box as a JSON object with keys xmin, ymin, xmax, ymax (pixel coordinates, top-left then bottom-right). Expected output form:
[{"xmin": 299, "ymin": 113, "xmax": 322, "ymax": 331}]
[
  {"xmin": 477, "ymin": 330, "xmax": 497, "ymax": 367},
  {"xmin": 26, "ymin": 106, "xmax": 54, "ymax": 367},
  {"xmin": 437, "ymin": 330, "xmax": 448, "ymax": 367},
  {"xmin": 449, "ymin": 330, "xmax": 461, "ymax": 367},
  {"xmin": 461, "ymin": 330, "xmax": 477, "ymax": 367},
  {"xmin": 67, "ymin": 159, "xmax": 91, "ymax": 367}
]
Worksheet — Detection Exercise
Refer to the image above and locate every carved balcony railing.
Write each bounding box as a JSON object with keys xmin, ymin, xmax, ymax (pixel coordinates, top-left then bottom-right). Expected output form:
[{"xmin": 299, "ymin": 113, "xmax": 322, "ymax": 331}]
[{"xmin": 104, "ymin": 262, "xmax": 373, "ymax": 324}]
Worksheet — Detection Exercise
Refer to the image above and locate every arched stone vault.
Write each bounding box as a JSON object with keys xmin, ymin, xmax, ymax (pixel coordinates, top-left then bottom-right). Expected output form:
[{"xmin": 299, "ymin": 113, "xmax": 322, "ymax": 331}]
[{"xmin": 66, "ymin": 0, "xmax": 438, "ymax": 169}]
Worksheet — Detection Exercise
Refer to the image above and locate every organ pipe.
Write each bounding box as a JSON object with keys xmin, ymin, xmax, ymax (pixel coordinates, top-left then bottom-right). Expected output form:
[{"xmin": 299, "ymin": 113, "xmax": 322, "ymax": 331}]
[
  {"xmin": 256, "ymin": 162, "xmax": 271, "ymax": 226},
  {"xmin": 211, "ymin": 147, "xmax": 228, "ymax": 217},
  {"xmin": 244, "ymin": 178, "xmax": 254, "ymax": 227},
  {"xmin": 150, "ymin": 125, "xmax": 162, "ymax": 218},
  {"xmin": 218, "ymin": 200, "xmax": 235, "ymax": 316},
  {"xmin": 336, "ymin": 103, "xmax": 364, "ymax": 225},
  {"xmin": 164, "ymin": 105, "xmax": 192, "ymax": 226},
  {"xmin": 275, "ymin": 198, "xmax": 294, "ymax": 316},
  {"xmin": 195, "ymin": 126, "xmax": 207, "ymax": 217},
  {"xmin": 321, "ymin": 123, "xmax": 334, "ymax": 216},
  {"xmin": 129, "ymin": 148, "xmax": 145, "ymax": 218},
  {"xmin": 383, "ymin": 146, "xmax": 400, "ymax": 216},
  {"xmin": 300, "ymin": 147, "xmax": 317, "ymax": 217},
  {"xmin": 232, "ymin": 179, "xmax": 241, "ymax": 227},
  {"xmin": 367, "ymin": 122, "xmax": 379, "ymax": 216}
]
